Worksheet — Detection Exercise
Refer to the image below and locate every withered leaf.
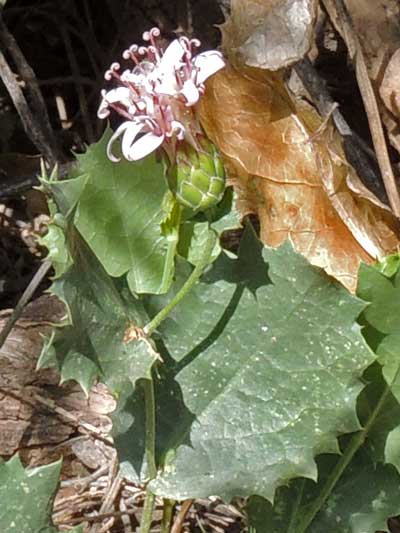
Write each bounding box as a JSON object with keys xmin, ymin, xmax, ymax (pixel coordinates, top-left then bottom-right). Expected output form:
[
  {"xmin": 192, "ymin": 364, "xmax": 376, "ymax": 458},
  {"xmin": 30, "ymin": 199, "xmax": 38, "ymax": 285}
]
[
  {"xmin": 200, "ymin": 66, "xmax": 399, "ymax": 292},
  {"xmin": 221, "ymin": 0, "xmax": 317, "ymax": 70},
  {"xmin": 380, "ymin": 48, "xmax": 400, "ymax": 119}
]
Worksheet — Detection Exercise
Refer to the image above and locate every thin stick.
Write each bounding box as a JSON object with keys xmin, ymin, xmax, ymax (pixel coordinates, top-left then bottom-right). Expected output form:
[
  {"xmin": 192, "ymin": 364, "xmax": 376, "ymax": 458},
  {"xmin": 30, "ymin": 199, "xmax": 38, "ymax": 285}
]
[
  {"xmin": 171, "ymin": 500, "xmax": 194, "ymax": 533},
  {"xmin": 0, "ymin": 260, "xmax": 52, "ymax": 350},
  {"xmin": 322, "ymin": 0, "xmax": 400, "ymax": 217},
  {"xmin": 0, "ymin": 50, "xmax": 57, "ymax": 163},
  {"xmin": 0, "ymin": 15, "xmax": 63, "ymax": 163}
]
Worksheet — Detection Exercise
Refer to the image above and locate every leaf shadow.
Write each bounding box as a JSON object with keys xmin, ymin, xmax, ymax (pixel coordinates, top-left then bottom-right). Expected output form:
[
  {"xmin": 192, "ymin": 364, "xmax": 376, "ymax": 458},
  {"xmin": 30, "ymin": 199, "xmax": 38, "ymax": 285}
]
[{"xmin": 172, "ymin": 283, "xmax": 245, "ymax": 375}]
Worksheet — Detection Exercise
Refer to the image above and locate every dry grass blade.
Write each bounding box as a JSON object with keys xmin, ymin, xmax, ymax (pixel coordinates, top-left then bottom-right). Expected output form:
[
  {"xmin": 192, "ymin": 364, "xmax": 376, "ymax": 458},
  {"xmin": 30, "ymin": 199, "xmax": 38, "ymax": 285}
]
[{"xmin": 322, "ymin": 0, "xmax": 400, "ymax": 218}]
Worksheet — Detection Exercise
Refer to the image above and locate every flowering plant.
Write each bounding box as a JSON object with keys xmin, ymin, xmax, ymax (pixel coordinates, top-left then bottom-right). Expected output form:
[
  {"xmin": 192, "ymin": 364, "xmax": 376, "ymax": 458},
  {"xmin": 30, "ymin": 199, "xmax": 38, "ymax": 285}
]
[{"xmin": 97, "ymin": 28, "xmax": 225, "ymax": 165}]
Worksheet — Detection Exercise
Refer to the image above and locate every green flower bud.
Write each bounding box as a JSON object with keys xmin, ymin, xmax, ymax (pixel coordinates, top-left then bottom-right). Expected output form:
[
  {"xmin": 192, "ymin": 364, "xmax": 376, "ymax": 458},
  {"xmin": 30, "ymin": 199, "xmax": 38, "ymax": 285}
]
[{"xmin": 168, "ymin": 139, "xmax": 226, "ymax": 212}]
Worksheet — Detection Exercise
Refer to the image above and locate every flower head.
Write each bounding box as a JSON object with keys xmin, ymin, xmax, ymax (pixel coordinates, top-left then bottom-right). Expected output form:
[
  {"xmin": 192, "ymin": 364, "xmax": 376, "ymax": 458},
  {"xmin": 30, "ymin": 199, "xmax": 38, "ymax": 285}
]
[{"xmin": 98, "ymin": 28, "xmax": 225, "ymax": 164}]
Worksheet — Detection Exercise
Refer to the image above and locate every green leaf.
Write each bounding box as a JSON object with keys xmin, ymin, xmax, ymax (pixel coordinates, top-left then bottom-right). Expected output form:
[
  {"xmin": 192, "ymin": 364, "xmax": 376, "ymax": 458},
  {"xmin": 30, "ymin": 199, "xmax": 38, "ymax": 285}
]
[
  {"xmin": 142, "ymin": 227, "xmax": 374, "ymax": 501},
  {"xmin": 39, "ymin": 200, "xmax": 73, "ymax": 278},
  {"xmin": 357, "ymin": 264, "xmax": 400, "ymax": 335},
  {"xmin": 374, "ymin": 251, "xmax": 400, "ymax": 278},
  {"xmin": 357, "ymin": 263, "xmax": 400, "ymax": 471},
  {"xmin": 178, "ymin": 222, "xmax": 219, "ymax": 265},
  {"xmin": 246, "ymin": 448, "xmax": 400, "ymax": 533},
  {"xmin": 209, "ymin": 187, "xmax": 241, "ymax": 236},
  {"xmin": 38, "ymin": 230, "xmax": 158, "ymax": 395},
  {"xmin": 71, "ymin": 129, "xmax": 173, "ymax": 294},
  {"xmin": 0, "ymin": 455, "xmax": 61, "ymax": 533}
]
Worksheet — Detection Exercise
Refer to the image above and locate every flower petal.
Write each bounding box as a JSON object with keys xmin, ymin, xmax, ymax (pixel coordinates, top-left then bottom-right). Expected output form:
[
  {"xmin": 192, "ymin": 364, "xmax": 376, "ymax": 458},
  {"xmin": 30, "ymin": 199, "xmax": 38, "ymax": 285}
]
[
  {"xmin": 170, "ymin": 120, "xmax": 185, "ymax": 140},
  {"xmin": 181, "ymin": 79, "xmax": 200, "ymax": 106},
  {"xmin": 106, "ymin": 121, "xmax": 134, "ymax": 162},
  {"xmin": 97, "ymin": 87, "xmax": 132, "ymax": 118},
  {"xmin": 193, "ymin": 50, "xmax": 225, "ymax": 84},
  {"xmin": 126, "ymin": 131, "xmax": 164, "ymax": 160},
  {"xmin": 159, "ymin": 39, "xmax": 185, "ymax": 73},
  {"xmin": 121, "ymin": 121, "xmax": 148, "ymax": 160}
]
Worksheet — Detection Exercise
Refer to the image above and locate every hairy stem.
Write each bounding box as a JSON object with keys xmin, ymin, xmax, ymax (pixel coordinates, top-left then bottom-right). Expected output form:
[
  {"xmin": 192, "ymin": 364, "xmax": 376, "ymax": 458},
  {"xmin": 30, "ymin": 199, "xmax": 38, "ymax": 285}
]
[
  {"xmin": 144, "ymin": 229, "xmax": 215, "ymax": 336},
  {"xmin": 139, "ymin": 491, "xmax": 156, "ymax": 533},
  {"xmin": 139, "ymin": 378, "xmax": 157, "ymax": 533}
]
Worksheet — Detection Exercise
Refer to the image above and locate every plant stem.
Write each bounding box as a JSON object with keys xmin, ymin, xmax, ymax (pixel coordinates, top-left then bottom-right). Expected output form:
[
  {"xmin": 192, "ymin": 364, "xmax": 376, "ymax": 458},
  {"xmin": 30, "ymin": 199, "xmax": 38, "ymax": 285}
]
[
  {"xmin": 140, "ymin": 491, "xmax": 156, "ymax": 533},
  {"xmin": 160, "ymin": 205, "xmax": 182, "ymax": 293},
  {"xmin": 143, "ymin": 378, "xmax": 157, "ymax": 478},
  {"xmin": 139, "ymin": 378, "xmax": 157, "ymax": 533},
  {"xmin": 144, "ymin": 229, "xmax": 215, "ymax": 336},
  {"xmin": 161, "ymin": 499, "xmax": 175, "ymax": 533},
  {"xmin": 296, "ymin": 383, "xmax": 391, "ymax": 532}
]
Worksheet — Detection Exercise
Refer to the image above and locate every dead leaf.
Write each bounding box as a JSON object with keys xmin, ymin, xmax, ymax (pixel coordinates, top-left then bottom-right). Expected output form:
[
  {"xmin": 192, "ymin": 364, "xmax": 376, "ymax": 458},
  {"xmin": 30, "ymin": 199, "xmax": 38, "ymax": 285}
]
[
  {"xmin": 221, "ymin": 0, "xmax": 317, "ymax": 70},
  {"xmin": 380, "ymin": 48, "xmax": 400, "ymax": 120},
  {"xmin": 343, "ymin": 0, "xmax": 400, "ymax": 155},
  {"xmin": 200, "ymin": 66, "xmax": 400, "ymax": 292},
  {"xmin": 379, "ymin": 48, "xmax": 400, "ymax": 153},
  {"xmin": 345, "ymin": 0, "xmax": 400, "ymax": 81}
]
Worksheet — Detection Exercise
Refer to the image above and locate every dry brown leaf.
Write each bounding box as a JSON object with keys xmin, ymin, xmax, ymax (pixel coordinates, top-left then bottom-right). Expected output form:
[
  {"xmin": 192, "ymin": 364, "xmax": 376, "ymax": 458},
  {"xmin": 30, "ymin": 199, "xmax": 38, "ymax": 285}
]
[
  {"xmin": 380, "ymin": 48, "xmax": 400, "ymax": 118},
  {"xmin": 380, "ymin": 48, "xmax": 400, "ymax": 153},
  {"xmin": 346, "ymin": 0, "xmax": 400, "ymax": 80},
  {"xmin": 221, "ymin": 0, "xmax": 317, "ymax": 70},
  {"xmin": 200, "ymin": 66, "xmax": 400, "ymax": 292}
]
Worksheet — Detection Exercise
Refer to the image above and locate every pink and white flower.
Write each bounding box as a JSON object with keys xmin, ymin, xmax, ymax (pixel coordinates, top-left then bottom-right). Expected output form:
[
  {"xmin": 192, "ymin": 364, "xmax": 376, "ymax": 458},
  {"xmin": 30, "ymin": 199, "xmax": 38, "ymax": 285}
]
[{"xmin": 97, "ymin": 28, "xmax": 225, "ymax": 163}]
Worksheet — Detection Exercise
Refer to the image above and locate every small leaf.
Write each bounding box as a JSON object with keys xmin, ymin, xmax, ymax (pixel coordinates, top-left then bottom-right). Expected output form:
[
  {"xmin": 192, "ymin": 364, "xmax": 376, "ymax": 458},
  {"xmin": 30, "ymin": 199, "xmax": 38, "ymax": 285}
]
[
  {"xmin": 209, "ymin": 187, "xmax": 242, "ymax": 236},
  {"xmin": 0, "ymin": 455, "xmax": 61, "ymax": 533},
  {"xmin": 144, "ymin": 227, "xmax": 373, "ymax": 501},
  {"xmin": 178, "ymin": 222, "xmax": 219, "ymax": 265},
  {"xmin": 385, "ymin": 425, "xmax": 400, "ymax": 473}
]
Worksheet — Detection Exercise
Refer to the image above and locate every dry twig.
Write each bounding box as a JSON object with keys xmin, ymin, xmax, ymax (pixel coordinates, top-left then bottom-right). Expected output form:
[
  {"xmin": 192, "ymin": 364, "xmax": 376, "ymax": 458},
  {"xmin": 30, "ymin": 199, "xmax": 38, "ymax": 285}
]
[
  {"xmin": 321, "ymin": 0, "xmax": 400, "ymax": 217},
  {"xmin": 0, "ymin": 260, "xmax": 51, "ymax": 349},
  {"xmin": 171, "ymin": 499, "xmax": 194, "ymax": 533},
  {"xmin": 0, "ymin": 15, "xmax": 63, "ymax": 163}
]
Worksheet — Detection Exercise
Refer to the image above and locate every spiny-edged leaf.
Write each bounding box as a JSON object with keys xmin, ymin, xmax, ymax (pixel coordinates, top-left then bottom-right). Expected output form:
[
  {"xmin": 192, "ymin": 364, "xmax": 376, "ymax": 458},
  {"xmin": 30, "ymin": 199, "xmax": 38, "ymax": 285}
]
[
  {"xmin": 357, "ymin": 262, "xmax": 400, "ymax": 472},
  {"xmin": 357, "ymin": 263, "xmax": 400, "ymax": 335},
  {"xmin": 246, "ymin": 448, "xmax": 400, "ymax": 533},
  {"xmin": 38, "ymin": 229, "xmax": 158, "ymax": 395},
  {"xmin": 40, "ymin": 201, "xmax": 72, "ymax": 278},
  {"xmin": 41, "ymin": 172, "xmax": 89, "ymax": 217},
  {"xmin": 358, "ymin": 265, "xmax": 400, "ymax": 402},
  {"xmin": 141, "ymin": 226, "xmax": 374, "ymax": 501},
  {"xmin": 0, "ymin": 455, "xmax": 61, "ymax": 533},
  {"xmin": 357, "ymin": 363, "xmax": 400, "ymax": 473},
  {"xmin": 73, "ymin": 128, "xmax": 174, "ymax": 294}
]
